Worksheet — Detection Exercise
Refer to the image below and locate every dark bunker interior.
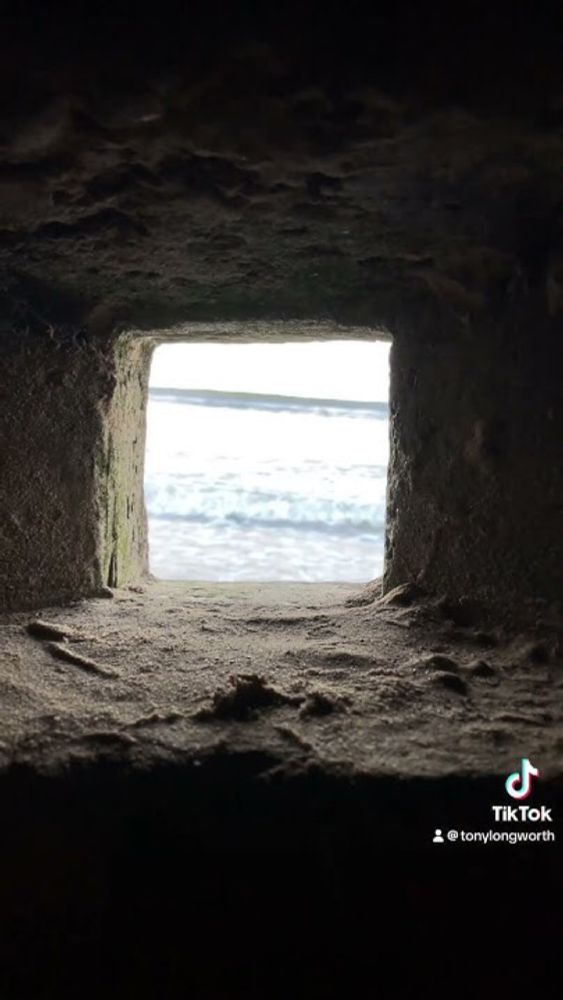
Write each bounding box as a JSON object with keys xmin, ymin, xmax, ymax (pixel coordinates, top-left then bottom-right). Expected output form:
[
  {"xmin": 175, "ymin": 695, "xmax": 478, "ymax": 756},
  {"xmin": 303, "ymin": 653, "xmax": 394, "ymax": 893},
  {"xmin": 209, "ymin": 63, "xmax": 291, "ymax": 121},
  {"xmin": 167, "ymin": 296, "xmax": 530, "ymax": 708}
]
[{"xmin": 0, "ymin": 1, "xmax": 562, "ymax": 994}]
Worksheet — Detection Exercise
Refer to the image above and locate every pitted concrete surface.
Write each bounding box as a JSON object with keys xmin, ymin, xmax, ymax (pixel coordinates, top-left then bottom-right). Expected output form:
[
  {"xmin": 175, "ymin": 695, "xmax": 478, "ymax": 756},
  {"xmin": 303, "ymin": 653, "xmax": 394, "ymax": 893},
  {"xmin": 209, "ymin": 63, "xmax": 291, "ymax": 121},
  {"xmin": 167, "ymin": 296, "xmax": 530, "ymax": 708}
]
[{"xmin": 1, "ymin": 581, "xmax": 562, "ymax": 781}]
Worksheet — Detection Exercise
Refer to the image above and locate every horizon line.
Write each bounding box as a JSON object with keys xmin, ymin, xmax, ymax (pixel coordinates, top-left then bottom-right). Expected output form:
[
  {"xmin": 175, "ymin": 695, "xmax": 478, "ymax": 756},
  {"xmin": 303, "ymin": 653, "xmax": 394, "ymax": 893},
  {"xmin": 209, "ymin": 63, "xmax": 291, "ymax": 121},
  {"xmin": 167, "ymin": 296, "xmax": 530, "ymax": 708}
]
[{"xmin": 148, "ymin": 386, "xmax": 389, "ymax": 410}]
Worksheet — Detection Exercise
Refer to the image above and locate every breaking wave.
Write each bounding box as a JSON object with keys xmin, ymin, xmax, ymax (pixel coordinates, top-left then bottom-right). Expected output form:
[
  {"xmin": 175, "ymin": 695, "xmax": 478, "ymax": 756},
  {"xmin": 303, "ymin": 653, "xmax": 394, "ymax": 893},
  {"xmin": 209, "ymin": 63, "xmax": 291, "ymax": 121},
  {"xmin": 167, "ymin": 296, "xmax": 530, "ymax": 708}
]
[{"xmin": 145, "ymin": 389, "xmax": 389, "ymax": 581}]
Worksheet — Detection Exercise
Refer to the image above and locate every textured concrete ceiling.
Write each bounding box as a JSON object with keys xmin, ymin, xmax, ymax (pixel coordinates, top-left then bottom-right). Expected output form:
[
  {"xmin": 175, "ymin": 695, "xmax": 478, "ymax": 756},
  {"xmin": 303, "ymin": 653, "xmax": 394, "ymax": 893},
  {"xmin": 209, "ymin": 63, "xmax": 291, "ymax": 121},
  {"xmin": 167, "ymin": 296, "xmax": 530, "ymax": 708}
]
[{"xmin": 0, "ymin": 0, "xmax": 562, "ymax": 337}]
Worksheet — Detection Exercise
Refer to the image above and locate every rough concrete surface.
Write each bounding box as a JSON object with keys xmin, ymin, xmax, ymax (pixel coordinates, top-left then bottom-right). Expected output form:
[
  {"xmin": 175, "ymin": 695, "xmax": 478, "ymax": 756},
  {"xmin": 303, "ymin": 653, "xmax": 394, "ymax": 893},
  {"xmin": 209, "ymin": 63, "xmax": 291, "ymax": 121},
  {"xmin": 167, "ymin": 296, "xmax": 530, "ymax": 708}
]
[
  {"xmin": 1, "ymin": 2, "xmax": 562, "ymax": 990},
  {"xmin": 0, "ymin": 333, "xmax": 151, "ymax": 609},
  {"xmin": 0, "ymin": 2, "xmax": 561, "ymax": 334},
  {"xmin": 0, "ymin": 0, "xmax": 562, "ymax": 613},
  {"xmin": 2, "ymin": 580, "xmax": 562, "ymax": 782},
  {"xmin": 385, "ymin": 318, "xmax": 563, "ymax": 616},
  {"xmin": 2, "ymin": 581, "xmax": 562, "ymax": 995}
]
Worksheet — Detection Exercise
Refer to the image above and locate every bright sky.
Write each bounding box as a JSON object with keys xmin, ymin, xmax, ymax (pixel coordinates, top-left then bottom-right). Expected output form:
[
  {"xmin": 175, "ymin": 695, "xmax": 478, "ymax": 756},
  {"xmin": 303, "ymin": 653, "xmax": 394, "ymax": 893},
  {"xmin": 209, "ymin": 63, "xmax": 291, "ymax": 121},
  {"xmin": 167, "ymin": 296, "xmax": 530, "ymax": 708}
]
[{"xmin": 150, "ymin": 340, "xmax": 390, "ymax": 402}]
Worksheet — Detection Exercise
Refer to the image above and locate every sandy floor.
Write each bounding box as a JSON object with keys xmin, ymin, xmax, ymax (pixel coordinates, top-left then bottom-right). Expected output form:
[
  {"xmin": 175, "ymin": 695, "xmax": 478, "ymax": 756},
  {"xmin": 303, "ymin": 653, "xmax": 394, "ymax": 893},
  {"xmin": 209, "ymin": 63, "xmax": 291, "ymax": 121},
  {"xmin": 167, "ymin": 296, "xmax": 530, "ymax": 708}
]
[{"xmin": 1, "ymin": 579, "xmax": 562, "ymax": 781}]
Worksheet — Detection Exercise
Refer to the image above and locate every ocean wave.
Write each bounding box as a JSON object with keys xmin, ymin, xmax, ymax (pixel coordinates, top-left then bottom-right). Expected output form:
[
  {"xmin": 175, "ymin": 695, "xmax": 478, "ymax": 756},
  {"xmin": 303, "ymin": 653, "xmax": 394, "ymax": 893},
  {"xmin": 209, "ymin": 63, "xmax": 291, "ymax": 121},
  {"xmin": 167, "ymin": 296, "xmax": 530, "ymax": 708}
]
[
  {"xmin": 147, "ymin": 509, "xmax": 385, "ymax": 538},
  {"xmin": 145, "ymin": 478, "xmax": 386, "ymax": 528},
  {"xmin": 145, "ymin": 390, "xmax": 389, "ymax": 577}
]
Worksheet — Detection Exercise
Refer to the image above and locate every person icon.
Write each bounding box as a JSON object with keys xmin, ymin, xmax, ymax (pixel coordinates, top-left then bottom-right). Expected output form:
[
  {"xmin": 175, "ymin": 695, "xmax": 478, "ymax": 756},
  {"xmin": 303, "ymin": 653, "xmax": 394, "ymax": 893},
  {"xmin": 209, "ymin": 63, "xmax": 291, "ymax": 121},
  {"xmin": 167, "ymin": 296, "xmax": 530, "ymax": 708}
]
[{"xmin": 433, "ymin": 828, "xmax": 445, "ymax": 843}]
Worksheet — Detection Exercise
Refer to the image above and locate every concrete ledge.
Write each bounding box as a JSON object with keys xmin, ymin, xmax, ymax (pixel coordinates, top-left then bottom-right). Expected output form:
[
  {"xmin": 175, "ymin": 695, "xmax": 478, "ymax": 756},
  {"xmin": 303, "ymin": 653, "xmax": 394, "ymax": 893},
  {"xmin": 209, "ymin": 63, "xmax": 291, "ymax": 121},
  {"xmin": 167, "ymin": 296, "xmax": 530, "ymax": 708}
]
[
  {"xmin": 2, "ymin": 580, "xmax": 562, "ymax": 791},
  {"xmin": 1, "ymin": 582, "xmax": 562, "ymax": 994}
]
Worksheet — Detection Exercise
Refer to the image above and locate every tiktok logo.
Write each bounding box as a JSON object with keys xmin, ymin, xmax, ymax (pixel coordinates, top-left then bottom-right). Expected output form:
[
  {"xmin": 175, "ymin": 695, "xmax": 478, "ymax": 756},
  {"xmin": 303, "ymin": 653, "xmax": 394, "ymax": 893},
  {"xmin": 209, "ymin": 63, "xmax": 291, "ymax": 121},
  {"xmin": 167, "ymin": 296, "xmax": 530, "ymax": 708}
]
[{"xmin": 505, "ymin": 758, "xmax": 540, "ymax": 800}]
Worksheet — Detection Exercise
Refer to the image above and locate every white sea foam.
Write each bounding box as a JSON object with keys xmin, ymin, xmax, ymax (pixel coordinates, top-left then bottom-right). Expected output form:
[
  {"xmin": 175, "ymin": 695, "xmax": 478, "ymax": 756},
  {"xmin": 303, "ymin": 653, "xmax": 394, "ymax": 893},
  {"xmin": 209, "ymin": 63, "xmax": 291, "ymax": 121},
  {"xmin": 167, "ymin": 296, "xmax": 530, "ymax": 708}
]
[{"xmin": 145, "ymin": 390, "xmax": 389, "ymax": 581}]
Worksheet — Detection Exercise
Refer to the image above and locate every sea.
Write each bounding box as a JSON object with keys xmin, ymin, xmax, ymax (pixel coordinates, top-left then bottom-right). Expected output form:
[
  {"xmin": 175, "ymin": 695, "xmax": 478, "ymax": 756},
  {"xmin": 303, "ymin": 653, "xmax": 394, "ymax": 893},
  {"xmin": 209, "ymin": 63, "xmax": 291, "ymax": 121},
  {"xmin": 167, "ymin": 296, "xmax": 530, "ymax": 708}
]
[{"xmin": 144, "ymin": 388, "xmax": 389, "ymax": 582}]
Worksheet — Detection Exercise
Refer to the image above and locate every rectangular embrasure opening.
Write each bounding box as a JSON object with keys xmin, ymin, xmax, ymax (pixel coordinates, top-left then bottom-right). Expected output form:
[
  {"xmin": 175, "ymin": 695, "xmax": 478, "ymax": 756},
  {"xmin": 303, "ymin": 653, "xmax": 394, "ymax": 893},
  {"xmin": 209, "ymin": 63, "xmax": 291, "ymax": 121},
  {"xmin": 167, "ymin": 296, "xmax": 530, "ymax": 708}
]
[{"xmin": 144, "ymin": 340, "xmax": 390, "ymax": 582}]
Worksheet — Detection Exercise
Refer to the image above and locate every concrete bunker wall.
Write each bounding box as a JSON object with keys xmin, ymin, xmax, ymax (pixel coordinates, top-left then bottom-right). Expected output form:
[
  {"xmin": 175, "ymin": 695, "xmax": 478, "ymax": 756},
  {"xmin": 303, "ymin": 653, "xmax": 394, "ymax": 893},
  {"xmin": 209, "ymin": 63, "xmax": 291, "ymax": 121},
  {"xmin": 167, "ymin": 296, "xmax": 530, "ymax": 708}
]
[
  {"xmin": 1, "ymin": 311, "xmax": 562, "ymax": 619},
  {"xmin": 0, "ymin": 0, "xmax": 562, "ymax": 623},
  {"xmin": 385, "ymin": 307, "xmax": 563, "ymax": 617},
  {"xmin": 0, "ymin": 332, "xmax": 151, "ymax": 610}
]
